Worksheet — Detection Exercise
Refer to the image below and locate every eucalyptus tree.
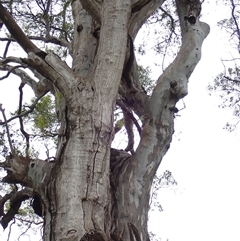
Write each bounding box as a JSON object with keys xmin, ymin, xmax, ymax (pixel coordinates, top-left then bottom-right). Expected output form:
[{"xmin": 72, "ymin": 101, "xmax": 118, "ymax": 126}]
[{"xmin": 0, "ymin": 0, "xmax": 209, "ymax": 240}]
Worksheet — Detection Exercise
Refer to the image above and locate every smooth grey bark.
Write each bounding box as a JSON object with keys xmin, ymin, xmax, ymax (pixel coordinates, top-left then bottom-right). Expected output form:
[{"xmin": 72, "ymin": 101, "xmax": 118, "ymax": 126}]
[{"xmin": 0, "ymin": 0, "xmax": 209, "ymax": 240}]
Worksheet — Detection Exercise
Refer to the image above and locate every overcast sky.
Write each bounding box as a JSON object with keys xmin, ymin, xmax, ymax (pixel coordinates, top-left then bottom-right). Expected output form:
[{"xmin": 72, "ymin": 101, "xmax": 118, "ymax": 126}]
[
  {"xmin": 145, "ymin": 2, "xmax": 240, "ymax": 241},
  {"xmin": 1, "ymin": 1, "xmax": 240, "ymax": 241}
]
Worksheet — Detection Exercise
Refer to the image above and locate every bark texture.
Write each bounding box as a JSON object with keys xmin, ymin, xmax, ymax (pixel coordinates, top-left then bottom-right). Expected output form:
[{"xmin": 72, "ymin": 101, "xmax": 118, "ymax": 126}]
[{"xmin": 0, "ymin": 0, "xmax": 209, "ymax": 240}]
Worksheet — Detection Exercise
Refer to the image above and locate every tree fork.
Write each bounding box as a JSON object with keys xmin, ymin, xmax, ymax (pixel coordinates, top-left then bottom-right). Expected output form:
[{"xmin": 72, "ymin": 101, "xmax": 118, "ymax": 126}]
[{"xmin": 0, "ymin": 0, "xmax": 210, "ymax": 240}]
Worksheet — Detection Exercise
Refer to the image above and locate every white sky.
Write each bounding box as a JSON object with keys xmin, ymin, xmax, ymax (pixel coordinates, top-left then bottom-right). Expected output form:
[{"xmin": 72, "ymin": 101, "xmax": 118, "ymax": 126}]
[
  {"xmin": 1, "ymin": 1, "xmax": 240, "ymax": 241},
  {"xmin": 145, "ymin": 2, "xmax": 240, "ymax": 241}
]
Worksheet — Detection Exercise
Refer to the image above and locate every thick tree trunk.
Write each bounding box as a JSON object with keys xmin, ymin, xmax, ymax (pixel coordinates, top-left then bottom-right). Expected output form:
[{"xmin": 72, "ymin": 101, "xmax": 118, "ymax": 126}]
[
  {"xmin": 45, "ymin": 1, "xmax": 133, "ymax": 240},
  {"xmin": 0, "ymin": 0, "xmax": 209, "ymax": 240}
]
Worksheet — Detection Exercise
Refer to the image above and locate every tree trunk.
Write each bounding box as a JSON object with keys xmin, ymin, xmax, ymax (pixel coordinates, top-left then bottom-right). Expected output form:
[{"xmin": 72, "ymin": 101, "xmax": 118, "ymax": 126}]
[{"xmin": 0, "ymin": 0, "xmax": 209, "ymax": 240}]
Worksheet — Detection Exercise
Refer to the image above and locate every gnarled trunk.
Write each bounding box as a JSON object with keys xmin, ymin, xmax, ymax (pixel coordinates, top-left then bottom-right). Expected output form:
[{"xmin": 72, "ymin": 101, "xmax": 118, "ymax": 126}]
[{"xmin": 0, "ymin": 0, "xmax": 209, "ymax": 240}]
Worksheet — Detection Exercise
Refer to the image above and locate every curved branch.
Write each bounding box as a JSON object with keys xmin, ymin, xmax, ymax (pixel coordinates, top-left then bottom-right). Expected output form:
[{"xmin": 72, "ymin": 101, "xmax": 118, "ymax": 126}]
[
  {"xmin": 0, "ymin": 61, "xmax": 50, "ymax": 96},
  {"xmin": 129, "ymin": 0, "xmax": 165, "ymax": 39},
  {"xmin": 0, "ymin": 188, "xmax": 33, "ymax": 229},
  {"xmin": 134, "ymin": 0, "xmax": 210, "ymax": 181}
]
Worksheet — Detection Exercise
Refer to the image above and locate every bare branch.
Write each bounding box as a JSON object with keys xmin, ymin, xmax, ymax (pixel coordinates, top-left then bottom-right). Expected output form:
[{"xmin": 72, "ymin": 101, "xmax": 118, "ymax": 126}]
[
  {"xmin": 0, "ymin": 61, "xmax": 50, "ymax": 96},
  {"xmin": 0, "ymin": 65, "xmax": 25, "ymax": 81},
  {"xmin": 0, "ymin": 189, "xmax": 16, "ymax": 217},
  {"xmin": 29, "ymin": 35, "xmax": 70, "ymax": 48},
  {"xmin": 3, "ymin": 40, "xmax": 11, "ymax": 58},
  {"xmin": 18, "ymin": 83, "xmax": 30, "ymax": 156}
]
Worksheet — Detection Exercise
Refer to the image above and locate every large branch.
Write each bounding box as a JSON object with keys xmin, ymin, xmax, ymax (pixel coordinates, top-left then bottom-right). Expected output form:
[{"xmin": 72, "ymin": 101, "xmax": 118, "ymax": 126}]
[
  {"xmin": 134, "ymin": 0, "xmax": 210, "ymax": 181},
  {"xmin": 22, "ymin": 52, "xmax": 76, "ymax": 98},
  {"xmin": 0, "ymin": 3, "xmax": 74, "ymax": 95},
  {"xmin": 92, "ymin": 0, "xmax": 131, "ymax": 115},
  {"xmin": 0, "ymin": 3, "xmax": 41, "ymax": 54}
]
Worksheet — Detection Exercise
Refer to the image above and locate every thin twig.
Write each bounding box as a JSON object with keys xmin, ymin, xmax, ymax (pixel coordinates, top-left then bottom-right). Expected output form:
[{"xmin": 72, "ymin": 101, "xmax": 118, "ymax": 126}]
[
  {"xmin": 0, "ymin": 92, "xmax": 48, "ymax": 125},
  {"xmin": 18, "ymin": 82, "xmax": 30, "ymax": 156},
  {"xmin": 0, "ymin": 65, "xmax": 25, "ymax": 81},
  {"xmin": 3, "ymin": 40, "xmax": 11, "ymax": 58},
  {"xmin": 0, "ymin": 104, "xmax": 15, "ymax": 154}
]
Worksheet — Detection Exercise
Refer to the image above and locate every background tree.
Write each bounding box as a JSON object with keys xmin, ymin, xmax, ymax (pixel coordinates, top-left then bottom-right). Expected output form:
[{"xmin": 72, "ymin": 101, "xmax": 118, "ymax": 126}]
[
  {"xmin": 208, "ymin": 0, "xmax": 240, "ymax": 131},
  {"xmin": 0, "ymin": 0, "xmax": 209, "ymax": 240}
]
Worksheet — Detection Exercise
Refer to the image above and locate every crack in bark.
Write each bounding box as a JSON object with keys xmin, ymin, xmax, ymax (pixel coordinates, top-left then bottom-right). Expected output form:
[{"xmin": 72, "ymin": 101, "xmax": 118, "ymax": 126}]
[{"xmin": 128, "ymin": 223, "xmax": 141, "ymax": 241}]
